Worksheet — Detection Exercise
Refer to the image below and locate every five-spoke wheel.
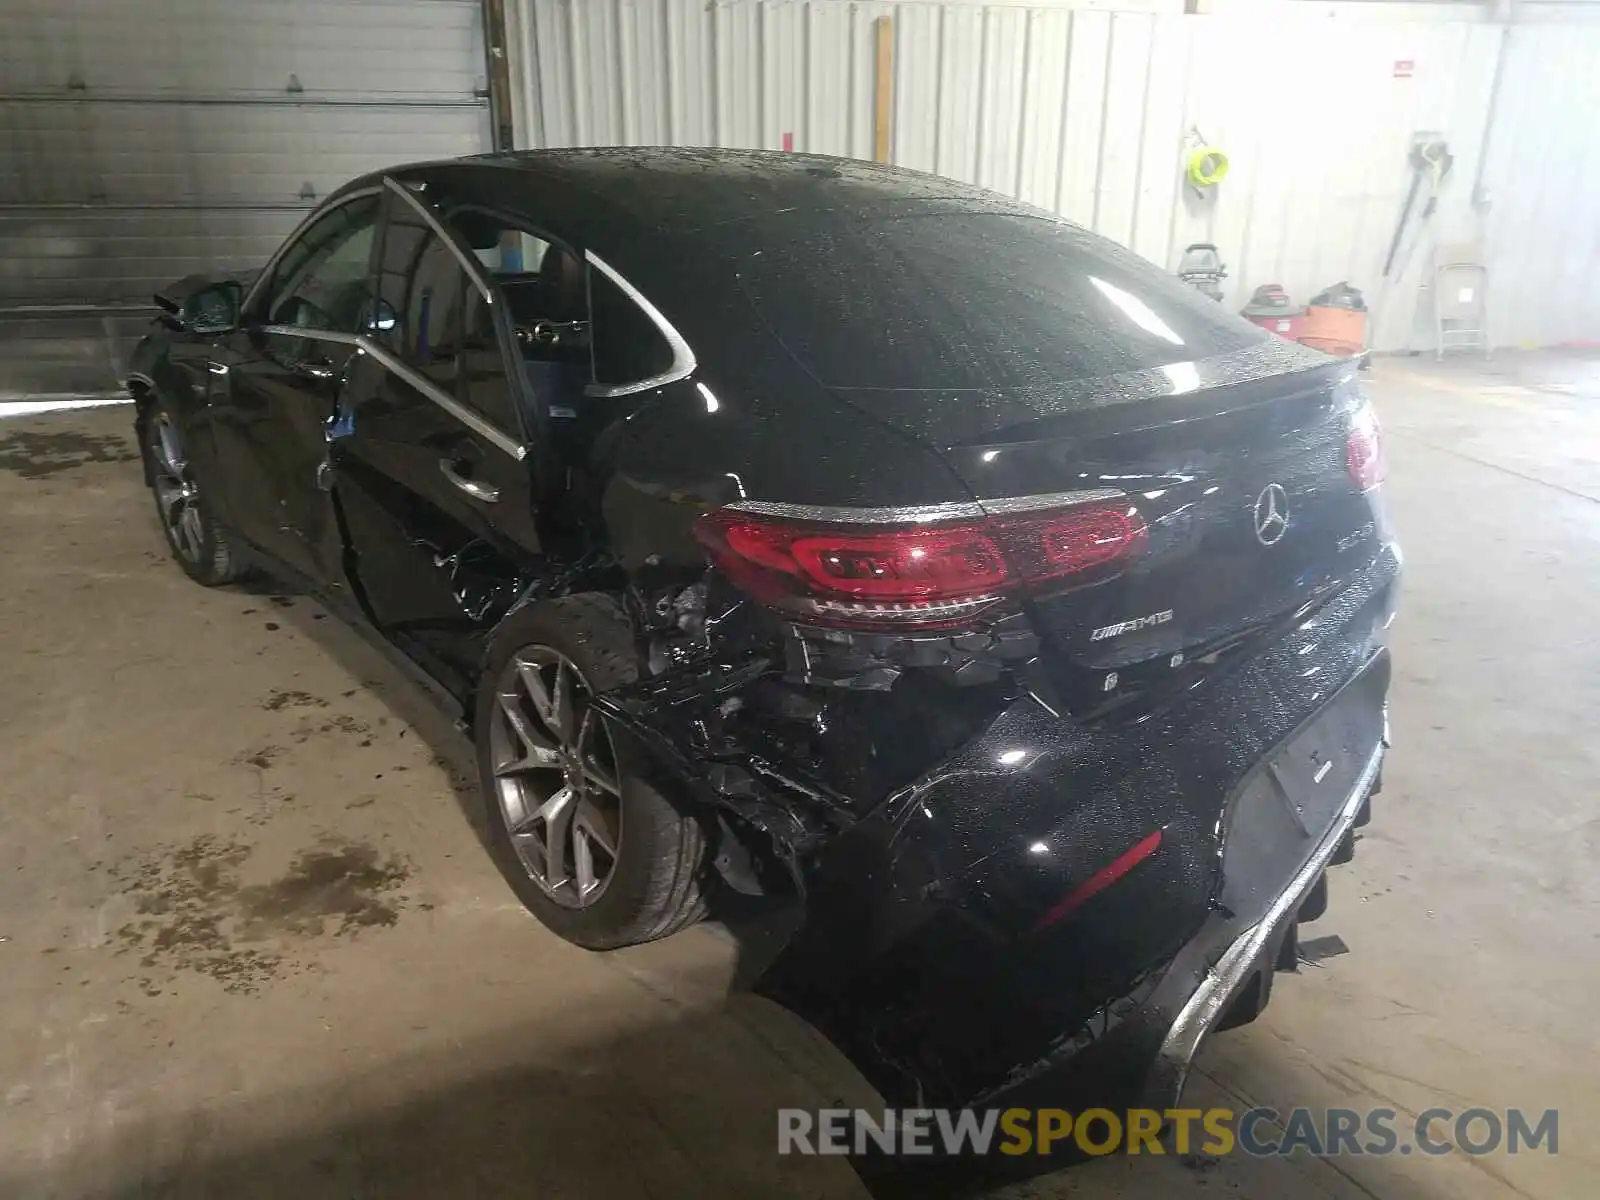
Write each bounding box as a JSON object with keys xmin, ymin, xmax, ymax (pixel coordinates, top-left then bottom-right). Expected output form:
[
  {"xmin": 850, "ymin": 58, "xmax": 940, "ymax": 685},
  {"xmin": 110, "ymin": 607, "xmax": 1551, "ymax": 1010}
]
[
  {"xmin": 148, "ymin": 410, "xmax": 206, "ymax": 565},
  {"xmin": 140, "ymin": 397, "xmax": 245, "ymax": 586},
  {"xmin": 489, "ymin": 646, "xmax": 624, "ymax": 906},
  {"xmin": 474, "ymin": 595, "xmax": 707, "ymax": 949}
]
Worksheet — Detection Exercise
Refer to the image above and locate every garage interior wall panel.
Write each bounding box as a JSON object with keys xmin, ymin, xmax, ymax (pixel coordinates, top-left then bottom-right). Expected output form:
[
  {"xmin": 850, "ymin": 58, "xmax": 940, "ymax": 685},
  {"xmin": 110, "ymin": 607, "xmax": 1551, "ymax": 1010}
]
[
  {"xmin": 0, "ymin": 0, "xmax": 488, "ymax": 313},
  {"xmin": 1480, "ymin": 22, "xmax": 1600, "ymax": 347},
  {"xmin": 506, "ymin": 0, "xmax": 1600, "ymax": 353}
]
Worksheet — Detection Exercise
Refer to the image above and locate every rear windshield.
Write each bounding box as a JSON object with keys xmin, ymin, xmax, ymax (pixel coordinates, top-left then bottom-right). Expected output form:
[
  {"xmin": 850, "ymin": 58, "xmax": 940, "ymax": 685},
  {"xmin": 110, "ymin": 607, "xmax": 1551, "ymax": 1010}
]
[{"xmin": 733, "ymin": 211, "xmax": 1266, "ymax": 392}]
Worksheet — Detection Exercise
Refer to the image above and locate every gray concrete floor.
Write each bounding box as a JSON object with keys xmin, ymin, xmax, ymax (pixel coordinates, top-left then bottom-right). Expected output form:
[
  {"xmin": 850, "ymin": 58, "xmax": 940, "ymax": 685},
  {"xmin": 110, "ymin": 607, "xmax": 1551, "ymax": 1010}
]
[{"xmin": 0, "ymin": 352, "xmax": 1595, "ymax": 1199}]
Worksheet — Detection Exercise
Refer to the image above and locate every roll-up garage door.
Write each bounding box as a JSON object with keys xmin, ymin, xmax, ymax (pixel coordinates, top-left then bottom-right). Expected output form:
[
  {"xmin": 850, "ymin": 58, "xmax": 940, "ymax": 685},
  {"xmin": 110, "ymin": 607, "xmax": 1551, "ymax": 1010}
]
[{"xmin": 0, "ymin": 0, "xmax": 491, "ymax": 401}]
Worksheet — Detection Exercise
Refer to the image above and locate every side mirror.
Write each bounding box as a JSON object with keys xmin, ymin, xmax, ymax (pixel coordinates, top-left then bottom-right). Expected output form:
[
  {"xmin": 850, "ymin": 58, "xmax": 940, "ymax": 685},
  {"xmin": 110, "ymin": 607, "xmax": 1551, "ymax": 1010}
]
[
  {"xmin": 183, "ymin": 281, "xmax": 242, "ymax": 335},
  {"xmin": 360, "ymin": 297, "xmax": 398, "ymax": 335},
  {"xmin": 154, "ymin": 275, "xmax": 243, "ymax": 336}
]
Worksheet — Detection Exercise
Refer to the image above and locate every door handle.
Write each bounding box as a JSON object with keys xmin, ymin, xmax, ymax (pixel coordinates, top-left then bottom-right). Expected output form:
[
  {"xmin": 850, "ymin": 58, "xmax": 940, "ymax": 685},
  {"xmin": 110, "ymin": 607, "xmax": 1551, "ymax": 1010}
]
[{"xmin": 439, "ymin": 458, "xmax": 499, "ymax": 503}]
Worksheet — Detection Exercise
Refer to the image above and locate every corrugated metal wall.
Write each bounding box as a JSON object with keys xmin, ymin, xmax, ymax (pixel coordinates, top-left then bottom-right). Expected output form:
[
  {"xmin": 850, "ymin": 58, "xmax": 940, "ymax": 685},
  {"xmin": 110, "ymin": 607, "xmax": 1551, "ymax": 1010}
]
[
  {"xmin": 0, "ymin": 0, "xmax": 490, "ymax": 398},
  {"xmin": 504, "ymin": 0, "xmax": 1600, "ymax": 352},
  {"xmin": 1479, "ymin": 18, "xmax": 1600, "ymax": 347}
]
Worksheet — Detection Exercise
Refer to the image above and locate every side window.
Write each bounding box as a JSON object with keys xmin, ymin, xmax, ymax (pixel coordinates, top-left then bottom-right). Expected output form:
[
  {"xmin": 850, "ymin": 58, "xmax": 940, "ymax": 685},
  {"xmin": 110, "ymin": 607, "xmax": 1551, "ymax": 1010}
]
[
  {"xmin": 589, "ymin": 269, "xmax": 676, "ymax": 387},
  {"xmin": 461, "ymin": 289, "xmax": 521, "ymax": 433},
  {"xmin": 376, "ymin": 196, "xmax": 521, "ymax": 435},
  {"xmin": 401, "ymin": 237, "xmax": 469, "ymax": 389},
  {"xmin": 472, "ymin": 230, "xmax": 551, "ymax": 276},
  {"xmin": 376, "ymin": 197, "xmax": 469, "ymax": 386},
  {"xmin": 449, "ymin": 209, "xmax": 581, "ymax": 331},
  {"xmin": 261, "ymin": 197, "xmax": 379, "ymax": 332},
  {"xmin": 450, "ymin": 208, "xmax": 588, "ymax": 422},
  {"xmin": 441, "ymin": 208, "xmax": 681, "ymax": 407},
  {"xmin": 375, "ymin": 199, "xmax": 433, "ymax": 355}
]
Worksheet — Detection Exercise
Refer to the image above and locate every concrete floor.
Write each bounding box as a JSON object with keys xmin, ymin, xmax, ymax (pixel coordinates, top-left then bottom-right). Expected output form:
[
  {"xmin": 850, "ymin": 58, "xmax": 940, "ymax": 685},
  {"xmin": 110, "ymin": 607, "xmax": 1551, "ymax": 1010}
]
[{"xmin": 0, "ymin": 352, "xmax": 1595, "ymax": 1199}]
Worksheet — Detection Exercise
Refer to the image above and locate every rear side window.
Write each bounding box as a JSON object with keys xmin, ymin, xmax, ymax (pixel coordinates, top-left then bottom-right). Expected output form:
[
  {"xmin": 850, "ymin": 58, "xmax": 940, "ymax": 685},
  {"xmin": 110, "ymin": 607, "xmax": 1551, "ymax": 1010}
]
[
  {"xmin": 376, "ymin": 198, "xmax": 520, "ymax": 435},
  {"xmin": 733, "ymin": 211, "xmax": 1266, "ymax": 393},
  {"xmin": 444, "ymin": 206, "xmax": 681, "ymax": 394},
  {"xmin": 461, "ymin": 289, "xmax": 520, "ymax": 434},
  {"xmin": 402, "ymin": 237, "xmax": 469, "ymax": 387},
  {"xmin": 589, "ymin": 269, "xmax": 676, "ymax": 388}
]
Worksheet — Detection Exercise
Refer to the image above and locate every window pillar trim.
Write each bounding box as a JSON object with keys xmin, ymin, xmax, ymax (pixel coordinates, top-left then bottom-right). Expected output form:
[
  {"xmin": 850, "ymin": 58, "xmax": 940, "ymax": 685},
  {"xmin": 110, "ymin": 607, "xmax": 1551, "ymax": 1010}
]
[{"xmin": 582, "ymin": 251, "xmax": 697, "ymax": 398}]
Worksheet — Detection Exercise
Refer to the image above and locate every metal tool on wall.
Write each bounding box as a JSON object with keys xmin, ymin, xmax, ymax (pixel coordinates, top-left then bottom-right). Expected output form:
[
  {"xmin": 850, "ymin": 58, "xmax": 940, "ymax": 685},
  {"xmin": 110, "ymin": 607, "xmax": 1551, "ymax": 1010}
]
[{"xmin": 1383, "ymin": 136, "xmax": 1454, "ymax": 278}]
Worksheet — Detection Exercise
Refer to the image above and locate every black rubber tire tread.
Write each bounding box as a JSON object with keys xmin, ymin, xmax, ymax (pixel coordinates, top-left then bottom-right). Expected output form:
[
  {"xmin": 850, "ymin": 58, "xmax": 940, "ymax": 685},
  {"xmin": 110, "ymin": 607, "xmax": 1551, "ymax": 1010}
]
[
  {"xmin": 142, "ymin": 394, "xmax": 249, "ymax": 587},
  {"xmin": 474, "ymin": 592, "xmax": 707, "ymax": 950}
]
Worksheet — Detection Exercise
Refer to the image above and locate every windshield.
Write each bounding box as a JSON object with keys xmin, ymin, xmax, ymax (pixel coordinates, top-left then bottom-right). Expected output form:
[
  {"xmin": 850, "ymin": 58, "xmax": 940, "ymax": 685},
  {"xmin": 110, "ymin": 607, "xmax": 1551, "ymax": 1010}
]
[{"xmin": 733, "ymin": 210, "xmax": 1268, "ymax": 393}]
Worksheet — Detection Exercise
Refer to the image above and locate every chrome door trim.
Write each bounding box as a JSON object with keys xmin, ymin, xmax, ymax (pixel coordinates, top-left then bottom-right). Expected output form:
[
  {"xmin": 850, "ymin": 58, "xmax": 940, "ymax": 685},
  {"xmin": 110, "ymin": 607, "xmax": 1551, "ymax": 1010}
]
[
  {"xmin": 383, "ymin": 177, "xmax": 493, "ymax": 303},
  {"xmin": 582, "ymin": 251, "xmax": 697, "ymax": 397},
  {"xmin": 260, "ymin": 325, "xmax": 363, "ymax": 347},
  {"xmin": 439, "ymin": 457, "xmax": 502, "ymax": 502},
  {"xmin": 240, "ymin": 187, "xmax": 384, "ymax": 319},
  {"xmin": 257, "ymin": 325, "xmax": 525, "ymax": 461}
]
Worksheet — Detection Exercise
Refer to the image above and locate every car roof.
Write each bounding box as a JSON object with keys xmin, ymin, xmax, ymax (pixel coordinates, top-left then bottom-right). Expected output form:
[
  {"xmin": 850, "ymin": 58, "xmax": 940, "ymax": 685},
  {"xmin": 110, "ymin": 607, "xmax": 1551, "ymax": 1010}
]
[
  {"xmin": 342, "ymin": 147, "xmax": 1046, "ymax": 278},
  {"xmin": 334, "ymin": 147, "xmax": 1061, "ymax": 399}
]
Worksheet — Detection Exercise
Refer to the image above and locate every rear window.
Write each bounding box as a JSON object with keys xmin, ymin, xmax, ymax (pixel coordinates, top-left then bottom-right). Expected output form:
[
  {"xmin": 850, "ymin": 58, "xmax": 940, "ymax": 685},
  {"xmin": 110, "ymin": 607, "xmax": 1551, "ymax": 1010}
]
[{"xmin": 734, "ymin": 211, "xmax": 1266, "ymax": 392}]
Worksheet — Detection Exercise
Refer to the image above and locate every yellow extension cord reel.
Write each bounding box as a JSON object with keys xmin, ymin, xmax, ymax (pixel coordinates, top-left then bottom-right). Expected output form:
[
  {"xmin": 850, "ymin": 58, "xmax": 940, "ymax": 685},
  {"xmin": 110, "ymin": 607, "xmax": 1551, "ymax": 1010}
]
[{"xmin": 1186, "ymin": 144, "xmax": 1230, "ymax": 190}]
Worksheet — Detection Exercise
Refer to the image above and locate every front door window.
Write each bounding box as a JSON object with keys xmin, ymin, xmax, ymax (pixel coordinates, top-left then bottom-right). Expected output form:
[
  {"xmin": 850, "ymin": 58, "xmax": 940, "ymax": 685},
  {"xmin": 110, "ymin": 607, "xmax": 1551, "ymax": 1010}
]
[{"xmin": 259, "ymin": 197, "xmax": 381, "ymax": 334}]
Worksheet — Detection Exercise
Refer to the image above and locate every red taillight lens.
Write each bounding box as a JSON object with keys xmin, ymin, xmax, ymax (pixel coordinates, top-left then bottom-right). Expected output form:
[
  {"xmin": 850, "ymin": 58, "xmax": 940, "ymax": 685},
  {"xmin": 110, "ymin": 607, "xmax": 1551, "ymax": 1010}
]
[
  {"xmin": 1347, "ymin": 404, "xmax": 1385, "ymax": 491},
  {"xmin": 998, "ymin": 504, "xmax": 1148, "ymax": 582},
  {"xmin": 787, "ymin": 527, "xmax": 1008, "ymax": 598},
  {"xmin": 695, "ymin": 500, "xmax": 1146, "ymax": 630}
]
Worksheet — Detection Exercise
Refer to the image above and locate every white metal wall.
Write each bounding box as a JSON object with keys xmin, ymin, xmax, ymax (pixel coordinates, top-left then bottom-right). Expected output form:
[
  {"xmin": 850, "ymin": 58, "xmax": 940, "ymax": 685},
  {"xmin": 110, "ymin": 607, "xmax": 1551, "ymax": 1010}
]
[
  {"xmin": 1478, "ymin": 19, "xmax": 1600, "ymax": 347},
  {"xmin": 504, "ymin": 0, "xmax": 1600, "ymax": 352}
]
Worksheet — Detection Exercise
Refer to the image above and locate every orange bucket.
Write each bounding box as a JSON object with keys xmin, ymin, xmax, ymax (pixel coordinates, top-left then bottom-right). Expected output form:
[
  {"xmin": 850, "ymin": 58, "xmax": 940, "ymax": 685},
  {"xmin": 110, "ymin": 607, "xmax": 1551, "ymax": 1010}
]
[{"xmin": 1299, "ymin": 305, "xmax": 1367, "ymax": 356}]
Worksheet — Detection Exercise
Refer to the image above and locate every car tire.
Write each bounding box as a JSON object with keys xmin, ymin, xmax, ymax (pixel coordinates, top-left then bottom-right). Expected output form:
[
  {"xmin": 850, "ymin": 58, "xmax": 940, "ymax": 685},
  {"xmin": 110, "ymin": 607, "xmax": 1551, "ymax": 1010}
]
[
  {"xmin": 474, "ymin": 593, "xmax": 708, "ymax": 950},
  {"xmin": 139, "ymin": 395, "xmax": 249, "ymax": 587}
]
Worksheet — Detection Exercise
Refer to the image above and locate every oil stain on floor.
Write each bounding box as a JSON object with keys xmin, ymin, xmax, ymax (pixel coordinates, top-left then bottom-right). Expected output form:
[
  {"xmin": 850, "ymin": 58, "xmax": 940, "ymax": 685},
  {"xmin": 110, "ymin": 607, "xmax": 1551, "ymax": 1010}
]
[
  {"xmin": 0, "ymin": 429, "xmax": 140, "ymax": 479},
  {"xmin": 112, "ymin": 835, "xmax": 411, "ymax": 995}
]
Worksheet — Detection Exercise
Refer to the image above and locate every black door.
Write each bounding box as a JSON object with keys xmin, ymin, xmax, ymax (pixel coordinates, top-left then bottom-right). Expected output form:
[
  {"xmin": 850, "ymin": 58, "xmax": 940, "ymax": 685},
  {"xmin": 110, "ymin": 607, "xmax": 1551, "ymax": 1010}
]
[
  {"xmin": 211, "ymin": 194, "xmax": 381, "ymax": 584},
  {"xmin": 330, "ymin": 188, "xmax": 545, "ymax": 679}
]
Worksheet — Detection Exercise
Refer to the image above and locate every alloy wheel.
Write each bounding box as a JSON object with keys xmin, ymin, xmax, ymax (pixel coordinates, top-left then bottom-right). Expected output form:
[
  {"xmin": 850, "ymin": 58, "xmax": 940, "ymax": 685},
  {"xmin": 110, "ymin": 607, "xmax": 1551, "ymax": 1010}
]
[
  {"xmin": 148, "ymin": 412, "xmax": 205, "ymax": 564},
  {"xmin": 488, "ymin": 646, "xmax": 623, "ymax": 907}
]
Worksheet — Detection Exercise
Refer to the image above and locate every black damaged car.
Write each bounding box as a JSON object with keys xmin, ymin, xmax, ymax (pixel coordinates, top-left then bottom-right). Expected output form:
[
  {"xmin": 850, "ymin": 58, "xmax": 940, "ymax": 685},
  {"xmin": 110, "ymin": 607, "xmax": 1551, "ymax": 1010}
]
[{"xmin": 128, "ymin": 148, "xmax": 1398, "ymax": 1148}]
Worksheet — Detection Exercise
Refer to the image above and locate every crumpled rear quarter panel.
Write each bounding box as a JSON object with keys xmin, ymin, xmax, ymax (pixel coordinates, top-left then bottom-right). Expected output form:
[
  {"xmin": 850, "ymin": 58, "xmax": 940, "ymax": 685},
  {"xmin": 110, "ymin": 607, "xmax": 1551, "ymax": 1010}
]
[{"xmin": 757, "ymin": 544, "xmax": 1399, "ymax": 1108}]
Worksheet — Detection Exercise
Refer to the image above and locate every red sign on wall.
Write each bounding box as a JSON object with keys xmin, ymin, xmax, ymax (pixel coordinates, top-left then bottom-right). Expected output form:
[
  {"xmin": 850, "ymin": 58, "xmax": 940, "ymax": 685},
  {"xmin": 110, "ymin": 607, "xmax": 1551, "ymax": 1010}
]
[{"xmin": 1393, "ymin": 60, "xmax": 1415, "ymax": 78}]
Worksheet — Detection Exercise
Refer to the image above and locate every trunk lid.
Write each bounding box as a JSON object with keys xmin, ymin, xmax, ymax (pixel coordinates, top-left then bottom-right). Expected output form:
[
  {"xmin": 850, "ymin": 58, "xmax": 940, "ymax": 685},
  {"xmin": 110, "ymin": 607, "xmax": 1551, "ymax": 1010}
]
[
  {"xmin": 930, "ymin": 363, "xmax": 1385, "ymax": 705},
  {"xmin": 715, "ymin": 201, "xmax": 1386, "ymax": 698}
]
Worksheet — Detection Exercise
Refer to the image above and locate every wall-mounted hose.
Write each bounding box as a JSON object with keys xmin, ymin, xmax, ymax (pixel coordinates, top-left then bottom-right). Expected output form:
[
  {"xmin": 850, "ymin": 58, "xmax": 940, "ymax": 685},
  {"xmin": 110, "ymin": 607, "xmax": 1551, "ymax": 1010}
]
[{"xmin": 1186, "ymin": 146, "xmax": 1230, "ymax": 189}]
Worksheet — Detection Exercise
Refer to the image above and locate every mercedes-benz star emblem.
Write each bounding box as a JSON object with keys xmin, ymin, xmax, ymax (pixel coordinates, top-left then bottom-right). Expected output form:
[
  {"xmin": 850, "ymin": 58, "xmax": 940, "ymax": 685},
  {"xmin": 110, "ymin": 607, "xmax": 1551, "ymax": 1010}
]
[{"xmin": 1254, "ymin": 483, "xmax": 1289, "ymax": 546}]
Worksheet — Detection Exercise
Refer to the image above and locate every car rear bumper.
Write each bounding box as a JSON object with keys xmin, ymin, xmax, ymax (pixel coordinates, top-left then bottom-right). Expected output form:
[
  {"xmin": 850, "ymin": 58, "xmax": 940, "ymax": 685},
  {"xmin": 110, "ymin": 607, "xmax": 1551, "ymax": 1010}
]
[
  {"xmin": 1146, "ymin": 736, "xmax": 1382, "ymax": 1104},
  {"xmin": 844, "ymin": 676, "xmax": 1387, "ymax": 1196},
  {"xmin": 925, "ymin": 656, "xmax": 1389, "ymax": 1121}
]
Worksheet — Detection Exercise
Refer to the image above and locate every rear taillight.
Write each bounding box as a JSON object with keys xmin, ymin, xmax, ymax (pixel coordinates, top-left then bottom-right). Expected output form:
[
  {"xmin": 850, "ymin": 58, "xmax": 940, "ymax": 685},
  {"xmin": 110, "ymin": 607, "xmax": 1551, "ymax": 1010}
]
[
  {"xmin": 1347, "ymin": 404, "xmax": 1385, "ymax": 491},
  {"xmin": 694, "ymin": 499, "xmax": 1146, "ymax": 630}
]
